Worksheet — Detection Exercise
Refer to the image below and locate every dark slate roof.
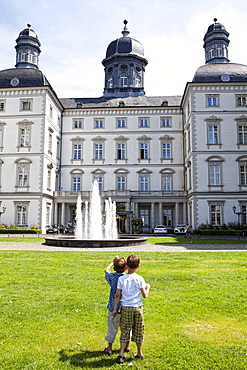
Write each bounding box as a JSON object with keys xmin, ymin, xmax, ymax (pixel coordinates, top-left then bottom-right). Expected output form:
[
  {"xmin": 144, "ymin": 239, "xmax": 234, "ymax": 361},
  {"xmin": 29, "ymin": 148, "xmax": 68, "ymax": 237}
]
[
  {"xmin": 0, "ymin": 68, "xmax": 49, "ymax": 88},
  {"xmin": 106, "ymin": 37, "xmax": 144, "ymax": 59},
  {"xmin": 60, "ymin": 95, "xmax": 182, "ymax": 109},
  {"xmin": 193, "ymin": 63, "xmax": 247, "ymax": 83}
]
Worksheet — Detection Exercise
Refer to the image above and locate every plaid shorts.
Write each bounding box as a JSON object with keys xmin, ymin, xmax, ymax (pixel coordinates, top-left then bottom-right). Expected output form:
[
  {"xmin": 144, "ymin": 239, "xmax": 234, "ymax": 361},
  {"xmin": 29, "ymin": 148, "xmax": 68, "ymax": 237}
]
[{"xmin": 120, "ymin": 306, "xmax": 144, "ymax": 344}]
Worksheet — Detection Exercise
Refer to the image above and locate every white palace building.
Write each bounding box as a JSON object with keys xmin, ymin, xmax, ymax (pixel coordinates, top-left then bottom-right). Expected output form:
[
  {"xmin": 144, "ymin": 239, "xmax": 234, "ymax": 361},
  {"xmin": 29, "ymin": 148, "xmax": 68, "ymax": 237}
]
[{"xmin": 0, "ymin": 19, "xmax": 247, "ymax": 233}]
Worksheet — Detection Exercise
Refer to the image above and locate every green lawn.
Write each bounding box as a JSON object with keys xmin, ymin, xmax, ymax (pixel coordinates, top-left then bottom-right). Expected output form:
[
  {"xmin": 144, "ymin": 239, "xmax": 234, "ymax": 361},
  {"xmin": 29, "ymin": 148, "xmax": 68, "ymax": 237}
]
[{"xmin": 0, "ymin": 251, "xmax": 247, "ymax": 369}]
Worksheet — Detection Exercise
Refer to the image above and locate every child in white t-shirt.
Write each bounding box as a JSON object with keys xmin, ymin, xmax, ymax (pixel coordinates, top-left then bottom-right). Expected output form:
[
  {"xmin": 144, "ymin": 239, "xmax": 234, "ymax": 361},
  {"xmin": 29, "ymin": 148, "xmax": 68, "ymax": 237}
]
[{"xmin": 113, "ymin": 253, "xmax": 150, "ymax": 364}]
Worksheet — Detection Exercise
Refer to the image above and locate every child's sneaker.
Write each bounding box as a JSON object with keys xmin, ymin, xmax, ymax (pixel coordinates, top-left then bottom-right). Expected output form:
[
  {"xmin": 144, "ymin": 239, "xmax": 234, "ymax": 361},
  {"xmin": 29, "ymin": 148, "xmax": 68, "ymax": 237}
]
[{"xmin": 103, "ymin": 347, "xmax": 112, "ymax": 356}]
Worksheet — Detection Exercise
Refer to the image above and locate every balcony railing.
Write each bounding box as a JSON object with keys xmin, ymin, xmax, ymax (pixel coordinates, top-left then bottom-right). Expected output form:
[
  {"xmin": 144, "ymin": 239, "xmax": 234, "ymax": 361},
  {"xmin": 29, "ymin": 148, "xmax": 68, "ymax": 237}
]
[{"xmin": 54, "ymin": 190, "xmax": 187, "ymax": 199}]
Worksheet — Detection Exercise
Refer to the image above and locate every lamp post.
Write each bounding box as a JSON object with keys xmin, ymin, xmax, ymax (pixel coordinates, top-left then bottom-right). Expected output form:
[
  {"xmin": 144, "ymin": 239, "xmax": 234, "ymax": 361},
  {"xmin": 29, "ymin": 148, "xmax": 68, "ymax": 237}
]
[
  {"xmin": 232, "ymin": 205, "xmax": 245, "ymax": 224},
  {"xmin": 0, "ymin": 205, "xmax": 6, "ymax": 223}
]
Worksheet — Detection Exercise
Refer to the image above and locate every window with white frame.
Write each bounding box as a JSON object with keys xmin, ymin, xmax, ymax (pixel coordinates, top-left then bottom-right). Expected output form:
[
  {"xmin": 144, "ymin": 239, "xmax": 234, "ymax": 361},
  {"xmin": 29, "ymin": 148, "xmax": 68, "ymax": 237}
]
[
  {"xmin": 0, "ymin": 123, "xmax": 5, "ymax": 149},
  {"xmin": 20, "ymin": 99, "xmax": 32, "ymax": 111},
  {"xmin": 108, "ymin": 76, "xmax": 113, "ymax": 88},
  {"xmin": 240, "ymin": 164, "xmax": 247, "ymax": 186},
  {"xmin": 117, "ymin": 176, "xmax": 126, "ymax": 190},
  {"xmin": 0, "ymin": 100, "xmax": 5, "ymax": 112},
  {"xmin": 94, "ymin": 118, "xmax": 104, "ymax": 128},
  {"xmin": 139, "ymin": 118, "xmax": 149, "ymax": 127},
  {"xmin": 206, "ymin": 95, "xmax": 219, "ymax": 107},
  {"xmin": 116, "ymin": 118, "xmax": 127, "ymax": 128},
  {"xmin": 73, "ymin": 119, "xmax": 83, "ymax": 129},
  {"xmin": 73, "ymin": 143, "xmax": 82, "ymax": 160},
  {"xmin": 92, "ymin": 137, "xmax": 105, "ymax": 162},
  {"xmin": 17, "ymin": 122, "xmax": 32, "ymax": 148},
  {"xmin": 209, "ymin": 164, "xmax": 220, "ymax": 185},
  {"xmin": 134, "ymin": 75, "xmax": 141, "ymax": 87},
  {"xmin": 207, "ymin": 125, "xmax": 219, "ymax": 144},
  {"xmin": 140, "ymin": 143, "xmax": 149, "ymax": 159},
  {"xmin": 56, "ymin": 140, "xmax": 60, "ymax": 159},
  {"xmin": 162, "ymin": 143, "xmax": 171, "ymax": 159},
  {"xmin": 120, "ymin": 74, "xmax": 128, "ymax": 87},
  {"xmin": 117, "ymin": 143, "xmax": 126, "ymax": 160},
  {"xmin": 47, "ymin": 169, "xmax": 51, "ymax": 190},
  {"xmin": 162, "ymin": 173, "xmax": 172, "ymax": 191},
  {"xmin": 46, "ymin": 203, "xmax": 51, "ymax": 226},
  {"xmin": 48, "ymin": 132, "xmax": 52, "ymax": 153},
  {"xmin": 15, "ymin": 159, "xmax": 32, "ymax": 188},
  {"xmin": 140, "ymin": 175, "xmax": 149, "ymax": 191},
  {"xmin": 49, "ymin": 105, "xmax": 53, "ymax": 119},
  {"xmin": 210, "ymin": 204, "xmax": 222, "ymax": 226},
  {"xmin": 238, "ymin": 124, "xmax": 247, "ymax": 144},
  {"xmin": 94, "ymin": 143, "xmax": 103, "ymax": 159},
  {"xmin": 71, "ymin": 169, "xmax": 83, "ymax": 191},
  {"xmin": 160, "ymin": 117, "xmax": 171, "ymax": 127},
  {"xmin": 236, "ymin": 95, "xmax": 247, "ymax": 106},
  {"xmin": 16, "ymin": 204, "xmax": 28, "ymax": 226},
  {"xmin": 160, "ymin": 135, "xmax": 173, "ymax": 161},
  {"xmin": 94, "ymin": 176, "xmax": 103, "ymax": 191}
]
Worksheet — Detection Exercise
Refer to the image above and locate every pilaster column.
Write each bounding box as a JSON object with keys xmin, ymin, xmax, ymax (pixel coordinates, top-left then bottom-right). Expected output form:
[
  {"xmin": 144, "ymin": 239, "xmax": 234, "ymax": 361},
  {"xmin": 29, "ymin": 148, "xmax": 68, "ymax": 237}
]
[
  {"xmin": 159, "ymin": 202, "xmax": 163, "ymax": 225},
  {"xmin": 151, "ymin": 202, "xmax": 155, "ymax": 229},
  {"xmin": 61, "ymin": 202, "xmax": 65, "ymax": 226},
  {"xmin": 175, "ymin": 202, "xmax": 179, "ymax": 226}
]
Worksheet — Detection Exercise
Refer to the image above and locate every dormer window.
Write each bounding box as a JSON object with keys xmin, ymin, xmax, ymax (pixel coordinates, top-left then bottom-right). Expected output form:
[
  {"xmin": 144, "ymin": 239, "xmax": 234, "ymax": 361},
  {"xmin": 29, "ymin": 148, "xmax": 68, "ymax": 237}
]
[{"xmin": 162, "ymin": 100, "xmax": 168, "ymax": 106}]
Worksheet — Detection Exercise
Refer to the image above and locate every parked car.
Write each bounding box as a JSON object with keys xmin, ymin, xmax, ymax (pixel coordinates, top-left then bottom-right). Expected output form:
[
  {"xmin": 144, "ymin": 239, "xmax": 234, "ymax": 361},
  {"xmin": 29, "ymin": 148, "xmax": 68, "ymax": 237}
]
[
  {"xmin": 174, "ymin": 224, "xmax": 186, "ymax": 234},
  {"xmin": 154, "ymin": 225, "xmax": 167, "ymax": 234},
  {"xmin": 64, "ymin": 225, "xmax": 75, "ymax": 235}
]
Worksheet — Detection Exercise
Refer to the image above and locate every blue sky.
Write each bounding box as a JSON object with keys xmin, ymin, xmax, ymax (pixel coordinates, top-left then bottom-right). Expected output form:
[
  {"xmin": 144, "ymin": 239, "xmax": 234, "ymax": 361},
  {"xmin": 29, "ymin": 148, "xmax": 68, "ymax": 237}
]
[{"xmin": 0, "ymin": 0, "xmax": 247, "ymax": 98}]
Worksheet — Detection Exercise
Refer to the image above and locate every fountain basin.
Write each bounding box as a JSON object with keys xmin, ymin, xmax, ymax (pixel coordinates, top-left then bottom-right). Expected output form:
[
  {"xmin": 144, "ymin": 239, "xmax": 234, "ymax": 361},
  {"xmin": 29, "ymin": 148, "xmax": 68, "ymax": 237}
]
[{"xmin": 45, "ymin": 236, "xmax": 147, "ymax": 248}]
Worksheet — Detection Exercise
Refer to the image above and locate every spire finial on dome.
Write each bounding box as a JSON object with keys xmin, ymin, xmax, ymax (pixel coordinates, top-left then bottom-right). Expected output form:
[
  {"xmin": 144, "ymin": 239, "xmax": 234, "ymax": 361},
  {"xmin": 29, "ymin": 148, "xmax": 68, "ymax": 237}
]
[
  {"xmin": 27, "ymin": 23, "xmax": 31, "ymax": 28},
  {"xmin": 214, "ymin": 18, "xmax": 217, "ymax": 23},
  {"xmin": 122, "ymin": 20, "xmax": 130, "ymax": 37}
]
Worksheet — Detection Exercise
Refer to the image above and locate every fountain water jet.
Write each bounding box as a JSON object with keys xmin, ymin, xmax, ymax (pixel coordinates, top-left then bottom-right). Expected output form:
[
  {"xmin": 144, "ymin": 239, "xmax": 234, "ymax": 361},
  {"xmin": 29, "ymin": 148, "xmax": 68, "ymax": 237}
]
[{"xmin": 45, "ymin": 181, "xmax": 147, "ymax": 248}]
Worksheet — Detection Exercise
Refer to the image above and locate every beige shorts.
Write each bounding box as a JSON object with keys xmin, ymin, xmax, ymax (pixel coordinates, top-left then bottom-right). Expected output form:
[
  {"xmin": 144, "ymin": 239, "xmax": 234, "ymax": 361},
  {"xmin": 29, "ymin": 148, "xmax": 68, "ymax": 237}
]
[{"xmin": 104, "ymin": 311, "xmax": 121, "ymax": 343}]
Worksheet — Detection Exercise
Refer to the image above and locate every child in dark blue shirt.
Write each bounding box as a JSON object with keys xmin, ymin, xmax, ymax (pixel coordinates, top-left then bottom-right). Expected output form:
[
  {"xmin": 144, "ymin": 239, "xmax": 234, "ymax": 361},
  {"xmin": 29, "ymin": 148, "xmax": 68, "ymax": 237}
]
[{"xmin": 103, "ymin": 256, "xmax": 129, "ymax": 356}]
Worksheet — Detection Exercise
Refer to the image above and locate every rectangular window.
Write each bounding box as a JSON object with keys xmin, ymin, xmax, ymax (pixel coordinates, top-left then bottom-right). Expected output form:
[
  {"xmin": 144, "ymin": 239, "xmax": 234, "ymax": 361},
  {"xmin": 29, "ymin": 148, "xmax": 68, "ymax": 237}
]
[
  {"xmin": 94, "ymin": 119, "xmax": 104, "ymax": 128},
  {"xmin": 94, "ymin": 143, "xmax": 103, "ymax": 159},
  {"xmin": 73, "ymin": 144, "xmax": 82, "ymax": 160},
  {"xmin": 94, "ymin": 176, "xmax": 103, "ymax": 191},
  {"xmin": 20, "ymin": 128, "xmax": 30, "ymax": 147},
  {"xmin": 139, "ymin": 118, "xmax": 149, "ymax": 127},
  {"xmin": 162, "ymin": 143, "xmax": 171, "ymax": 159},
  {"xmin": 211, "ymin": 205, "xmax": 221, "ymax": 226},
  {"xmin": 74, "ymin": 119, "xmax": 83, "ymax": 128},
  {"xmin": 47, "ymin": 170, "xmax": 51, "ymax": 190},
  {"xmin": 116, "ymin": 118, "xmax": 126, "ymax": 128},
  {"xmin": 162, "ymin": 175, "xmax": 171, "ymax": 191},
  {"xmin": 0, "ymin": 101, "xmax": 5, "ymax": 112},
  {"xmin": 163, "ymin": 209, "xmax": 172, "ymax": 226},
  {"xmin": 208, "ymin": 125, "xmax": 219, "ymax": 144},
  {"xmin": 0, "ymin": 128, "xmax": 3, "ymax": 147},
  {"xmin": 239, "ymin": 125, "xmax": 247, "ymax": 144},
  {"xmin": 140, "ymin": 176, "xmax": 149, "ymax": 191},
  {"xmin": 207, "ymin": 95, "xmax": 218, "ymax": 107},
  {"xmin": 240, "ymin": 165, "xmax": 247, "ymax": 185},
  {"xmin": 48, "ymin": 132, "xmax": 52, "ymax": 152},
  {"xmin": 49, "ymin": 106, "xmax": 53, "ymax": 119},
  {"xmin": 139, "ymin": 209, "xmax": 149, "ymax": 226},
  {"xmin": 21, "ymin": 100, "xmax": 32, "ymax": 111},
  {"xmin": 209, "ymin": 165, "xmax": 220, "ymax": 185},
  {"xmin": 237, "ymin": 96, "xmax": 247, "ymax": 106},
  {"xmin": 117, "ymin": 143, "xmax": 126, "ymax": 159},
  {"xmin": 161, "ymin": 117, "xmax": 171, "ymax": 127},
  {"xmin": 140, "ymin": 143, "xmax": 149, "ymax": 159},
  {"xmin": 117, "ymin": 176, "xmax": 126, "ymax": 191},
  {"xmin": 18, "ymin": 167, "xmax": 28, "ymax": 186},
  {"xmin": 72, "ymin": 177, "xmax": 81, "ymax": 191},
  {"xmin": 17, "ymin": 205, "xmax": 27, "ymax": 225}
]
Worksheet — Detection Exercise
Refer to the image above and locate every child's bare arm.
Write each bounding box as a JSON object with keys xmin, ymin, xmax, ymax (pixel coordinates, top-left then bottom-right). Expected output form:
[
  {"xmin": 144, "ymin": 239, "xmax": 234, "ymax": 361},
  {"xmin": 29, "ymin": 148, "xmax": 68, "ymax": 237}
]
[
  {"xmin": 141, "ymin": 283, "xmax": 151, "ymax": 298},
  {"xmin": 104, "ymin": 261, "xmax": 114, "ymax": 273},
  {"xmin": 112, "ymin": 288, "xmax": 121, "ymax": 316}
]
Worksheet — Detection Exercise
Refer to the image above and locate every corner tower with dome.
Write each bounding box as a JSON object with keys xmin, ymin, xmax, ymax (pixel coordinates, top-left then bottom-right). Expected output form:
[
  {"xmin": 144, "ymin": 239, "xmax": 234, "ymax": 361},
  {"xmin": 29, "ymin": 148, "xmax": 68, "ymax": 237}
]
[{"xmin": 0, "ymin": 19, "xmax": 246, "ymax": 233}]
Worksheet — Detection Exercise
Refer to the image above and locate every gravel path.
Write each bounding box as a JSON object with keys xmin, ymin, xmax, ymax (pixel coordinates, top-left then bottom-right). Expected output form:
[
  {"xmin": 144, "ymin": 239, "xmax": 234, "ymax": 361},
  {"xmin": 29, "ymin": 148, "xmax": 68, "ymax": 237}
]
[{"xmin": 0, "ymin": 241, "xmax": 247, "ymax": 252}]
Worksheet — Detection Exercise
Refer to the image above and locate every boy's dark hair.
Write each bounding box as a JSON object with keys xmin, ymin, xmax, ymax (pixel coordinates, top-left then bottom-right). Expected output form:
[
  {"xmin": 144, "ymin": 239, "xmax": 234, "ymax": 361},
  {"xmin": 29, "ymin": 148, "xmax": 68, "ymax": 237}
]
[
  {"xmin": 127, "ymin": 253, "xmax": 140, "ymax": 269},
  {"xmin": 113, "ymin": 256, "xmax": 126, "ymax": 272}
]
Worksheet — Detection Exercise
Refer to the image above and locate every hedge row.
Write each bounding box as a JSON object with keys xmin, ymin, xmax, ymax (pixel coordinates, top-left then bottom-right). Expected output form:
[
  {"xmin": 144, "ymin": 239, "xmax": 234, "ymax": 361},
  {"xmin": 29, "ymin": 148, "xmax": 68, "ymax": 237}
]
[
  {"xmin": 0, "ymin": 229, "xmax": 42, "ymax": 234},
  {"xmin": 195, "ymin": 229, "xmax": 242, "ymax": 236}
]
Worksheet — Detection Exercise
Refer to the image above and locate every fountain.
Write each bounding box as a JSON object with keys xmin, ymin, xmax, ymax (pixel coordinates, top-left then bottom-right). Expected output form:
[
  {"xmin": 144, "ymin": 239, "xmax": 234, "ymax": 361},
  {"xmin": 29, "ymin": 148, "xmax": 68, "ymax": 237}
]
[{"xmin": 45, "ymin": 181, "xmax": 147, "ymax": 248}]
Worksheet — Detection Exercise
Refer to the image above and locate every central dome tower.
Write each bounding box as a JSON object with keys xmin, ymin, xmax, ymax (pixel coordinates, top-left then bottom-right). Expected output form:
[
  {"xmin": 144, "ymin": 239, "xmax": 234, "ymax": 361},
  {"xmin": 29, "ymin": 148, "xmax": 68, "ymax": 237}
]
[{"xmin": 102, "ymin": 20, "xmax": 148, "ymax": 97}]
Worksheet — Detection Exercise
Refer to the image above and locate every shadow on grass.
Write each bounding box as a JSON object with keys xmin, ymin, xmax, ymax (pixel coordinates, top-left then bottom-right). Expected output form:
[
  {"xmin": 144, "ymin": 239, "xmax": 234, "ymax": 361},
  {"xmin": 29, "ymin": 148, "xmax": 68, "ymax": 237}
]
[{"xmin": 59, "ymin": 349, "xmax": 124, "ymax": 368}]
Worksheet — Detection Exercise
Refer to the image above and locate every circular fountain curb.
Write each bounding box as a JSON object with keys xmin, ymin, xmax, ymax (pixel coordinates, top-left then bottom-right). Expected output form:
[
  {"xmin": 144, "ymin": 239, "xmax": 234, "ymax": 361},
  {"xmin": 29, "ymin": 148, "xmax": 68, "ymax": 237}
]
[{"xmin": 45, "ymin": 236, "xmax": 147, "ymax": 248}]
